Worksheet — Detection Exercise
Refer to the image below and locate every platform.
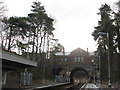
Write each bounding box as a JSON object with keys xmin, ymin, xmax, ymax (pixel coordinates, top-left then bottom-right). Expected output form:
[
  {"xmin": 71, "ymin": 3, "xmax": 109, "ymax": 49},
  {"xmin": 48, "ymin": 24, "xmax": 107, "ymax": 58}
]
[{"xmin": 25, "ymin": 82, "xmax": 70, "ymax": 90}]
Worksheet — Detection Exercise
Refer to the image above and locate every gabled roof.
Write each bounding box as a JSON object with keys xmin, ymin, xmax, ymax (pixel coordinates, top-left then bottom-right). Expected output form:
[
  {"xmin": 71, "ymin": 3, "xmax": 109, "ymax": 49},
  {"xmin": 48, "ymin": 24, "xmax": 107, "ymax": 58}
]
[
  {"xmin": 55, "ymin": 48, "xmax": 88, "ymax": 56},
  {"xmin": 70, "ymin": 48, "xmax": 86, "ymax": 53}
]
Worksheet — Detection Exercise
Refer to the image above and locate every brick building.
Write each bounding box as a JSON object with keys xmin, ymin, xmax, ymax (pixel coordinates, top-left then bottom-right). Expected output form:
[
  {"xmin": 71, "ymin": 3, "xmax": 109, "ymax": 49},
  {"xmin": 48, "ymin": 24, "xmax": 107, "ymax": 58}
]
[
  {"xmin": 54, "ymin": 48, "xmax": 98, "ymax": 76},
  {"xmin": 54, "ymin": 48, "xmax": 99, "ymax": 83},
  {"xmin": 55, "ymin": 48, "xmax": 97, "ymax": 67}
]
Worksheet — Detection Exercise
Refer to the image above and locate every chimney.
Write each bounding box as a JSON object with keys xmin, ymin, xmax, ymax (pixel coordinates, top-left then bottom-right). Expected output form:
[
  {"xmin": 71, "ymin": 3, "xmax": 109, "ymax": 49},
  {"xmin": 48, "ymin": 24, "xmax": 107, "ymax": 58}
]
[{"xmin": 87, "ymin": 48, "xmax": 88, "ymax": 54}]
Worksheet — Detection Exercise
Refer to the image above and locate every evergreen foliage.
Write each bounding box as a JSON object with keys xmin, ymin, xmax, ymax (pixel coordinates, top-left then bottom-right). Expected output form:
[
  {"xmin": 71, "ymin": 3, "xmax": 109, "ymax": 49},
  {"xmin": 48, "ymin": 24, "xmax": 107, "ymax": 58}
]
[{"xmin": 92, "ymin": 3, "xmax": 119, "ymax": 82}]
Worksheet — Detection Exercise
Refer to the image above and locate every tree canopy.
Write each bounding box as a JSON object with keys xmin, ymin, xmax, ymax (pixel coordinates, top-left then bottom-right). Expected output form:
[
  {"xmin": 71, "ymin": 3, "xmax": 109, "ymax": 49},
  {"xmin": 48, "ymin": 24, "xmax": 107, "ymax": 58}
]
[{"xmin": 1, "ymin": 1, "xmax": 64, "ymax": 61}]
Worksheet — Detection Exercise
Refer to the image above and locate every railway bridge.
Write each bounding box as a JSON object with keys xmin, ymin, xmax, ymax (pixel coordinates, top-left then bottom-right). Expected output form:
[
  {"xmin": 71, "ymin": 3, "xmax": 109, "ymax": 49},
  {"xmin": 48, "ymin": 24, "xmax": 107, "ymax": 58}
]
[{"xmin": 54, "ymin": 48, "xmax": 98, "ymax": 83}]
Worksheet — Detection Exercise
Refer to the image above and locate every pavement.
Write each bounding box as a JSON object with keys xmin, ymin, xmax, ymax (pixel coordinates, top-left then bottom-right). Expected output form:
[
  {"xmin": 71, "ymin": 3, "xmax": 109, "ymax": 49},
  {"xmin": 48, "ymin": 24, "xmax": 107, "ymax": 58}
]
[
  {"xmin": 86, "ymin": 83, "xmax": 98, "ymax": 88},
  {"xmin": 84, "ymin": 83, "xmax": 119, "ymax": 89},
  {"xmin": 85, "ymin": 83, "xmax": 99, "ymax": 89},
  {"xmin": 22, "ymin": 82, "xmax": 70, "ymax": 90}
]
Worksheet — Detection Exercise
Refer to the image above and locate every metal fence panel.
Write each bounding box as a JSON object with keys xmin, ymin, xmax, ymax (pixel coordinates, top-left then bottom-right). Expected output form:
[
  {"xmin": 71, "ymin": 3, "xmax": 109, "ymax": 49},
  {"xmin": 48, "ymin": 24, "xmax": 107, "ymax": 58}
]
[{"xmin": 20, "ymin": 72, "xmax": 33, "ymax": 86}]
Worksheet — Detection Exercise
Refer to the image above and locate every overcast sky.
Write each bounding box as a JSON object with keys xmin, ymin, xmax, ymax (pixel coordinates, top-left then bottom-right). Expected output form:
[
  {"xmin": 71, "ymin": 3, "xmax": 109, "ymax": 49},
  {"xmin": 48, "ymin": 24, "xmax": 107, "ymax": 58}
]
[{"xmin": 5, "ymin": 0, "xmax": 117, "ymax": 52}]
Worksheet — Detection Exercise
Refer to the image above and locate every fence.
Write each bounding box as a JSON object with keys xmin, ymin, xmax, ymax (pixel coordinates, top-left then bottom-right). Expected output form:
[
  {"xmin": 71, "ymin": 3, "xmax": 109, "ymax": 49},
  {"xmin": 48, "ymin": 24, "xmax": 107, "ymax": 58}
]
[{"xmin": 20, "ymin": 71, "xmax": 33, "ymax": 86}]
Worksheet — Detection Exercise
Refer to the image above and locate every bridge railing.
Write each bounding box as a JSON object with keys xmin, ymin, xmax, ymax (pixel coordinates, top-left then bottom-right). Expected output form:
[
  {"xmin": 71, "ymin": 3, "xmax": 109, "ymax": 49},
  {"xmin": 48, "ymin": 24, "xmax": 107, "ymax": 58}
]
[{"xmin": 56, "ymin": 75, "xmax": 68, "ymax": 82}]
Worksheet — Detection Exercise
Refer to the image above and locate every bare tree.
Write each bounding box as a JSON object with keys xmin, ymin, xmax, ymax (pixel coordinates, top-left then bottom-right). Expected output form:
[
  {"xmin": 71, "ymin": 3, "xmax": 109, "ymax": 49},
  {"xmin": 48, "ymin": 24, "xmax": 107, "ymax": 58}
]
[
  {"xmin": 0, "ymin": 1, "xmax": 6, "ymax": 19},
  {"xmin": 0, "ymin": 0, "xmax": 6, "ymax": 47}
]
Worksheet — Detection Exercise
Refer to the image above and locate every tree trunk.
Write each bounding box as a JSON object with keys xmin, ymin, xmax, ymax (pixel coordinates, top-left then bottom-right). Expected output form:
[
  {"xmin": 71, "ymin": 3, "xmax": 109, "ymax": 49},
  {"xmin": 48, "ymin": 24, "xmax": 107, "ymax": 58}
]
[
  {"xmin": 46, "ymin": 34, "xmax": 49, "ymax": 59},
  {"xmin": 5, "ymin": 32, "xmax": 8, "ymax": 49},
  {"xmin": 8, "ymin": 26, "xmax": 12, "ymax": 52},
  {"xmin": 32, "ymin": 27, "xmax": 36, "ymax": 60},
  {"xmin": 35, "ymin": 30, "xmax": 39, "ymax": 61},
  {"xmin": 43, "ymin": 35, "xmax": 46, "ymax": 52}
]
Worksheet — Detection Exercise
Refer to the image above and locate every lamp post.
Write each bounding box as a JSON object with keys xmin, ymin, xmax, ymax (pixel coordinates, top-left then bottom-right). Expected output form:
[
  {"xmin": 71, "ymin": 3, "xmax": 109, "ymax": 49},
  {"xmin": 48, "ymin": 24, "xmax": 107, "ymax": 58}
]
[
  {"xmin": 92, "ymin": 59, "xmax": 95, "ymax": 84},
  {"xmin": 98, "ymin": 55, "xmax": 101, "ymax": 84},
  {"xmin": 98, "ymin": 32, "xmax": 111, "ymax": 88},
  {"xmin": 43, "ymin": 65, "xmax": 45, "ymax": 83}
]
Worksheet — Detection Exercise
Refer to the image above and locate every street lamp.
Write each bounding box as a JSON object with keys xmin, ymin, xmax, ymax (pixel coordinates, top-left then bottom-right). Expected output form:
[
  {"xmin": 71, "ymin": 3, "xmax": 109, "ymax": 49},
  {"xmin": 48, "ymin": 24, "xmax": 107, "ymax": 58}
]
[
  {"xmin": 98, "ymin": 32, "xmax": 111, "ymax": 88},
  {"xmin": 43, "ymin": 65, "xmax": 45, "ymax": 83},
  {"xmin": 98, "ymin": 55, "xmax": 101, "ymax": 84},
  {"xmin": 92, "ymin": 59, "xmax": 96, "ymax": 84}
]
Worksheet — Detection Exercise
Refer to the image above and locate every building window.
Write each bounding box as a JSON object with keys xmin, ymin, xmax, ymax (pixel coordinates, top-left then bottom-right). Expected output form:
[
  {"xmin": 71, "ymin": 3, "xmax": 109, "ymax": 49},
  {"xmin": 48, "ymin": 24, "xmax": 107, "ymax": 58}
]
[
  {"xmin": 58, "ymin": 58, "xmax": 63, "ymax": 62},
  {"xmin": 78, "ymin": 57, "xmax": 80, "ymax": 62},
  {"xmin": 74, "ymin": 57, "xmax": 77, "ymax": 62},
  {"xmin": 64, "ymin": 58, "xmax": 67, "ymax": 62},
  {"xmin": 81, "ymin": 57, "xmax": 84, "ymax": 62}
]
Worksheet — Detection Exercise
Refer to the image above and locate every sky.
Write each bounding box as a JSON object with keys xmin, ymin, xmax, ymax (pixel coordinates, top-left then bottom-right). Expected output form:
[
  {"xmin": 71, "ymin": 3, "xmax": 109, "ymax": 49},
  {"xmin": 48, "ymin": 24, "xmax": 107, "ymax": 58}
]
[{"xmin": 4, "ymin": 0, "xmax": 117, "ymax": 52}]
